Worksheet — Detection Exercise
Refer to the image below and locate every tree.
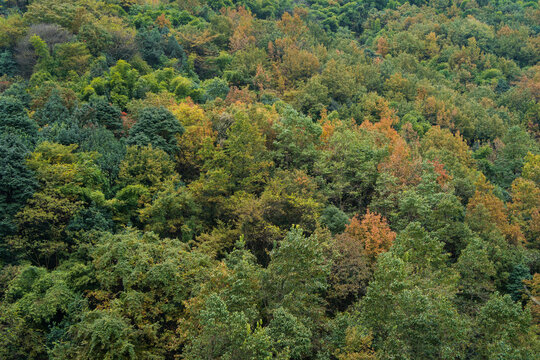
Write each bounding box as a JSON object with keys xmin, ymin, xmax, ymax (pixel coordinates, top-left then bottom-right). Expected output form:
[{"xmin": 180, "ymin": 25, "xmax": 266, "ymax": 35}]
[
  {"xmin": 0, "ymin": 96, "xmax": 37, "ymax": 140},
  {"xmin": 508, "ymin": 178, "xmax": 540, "ymax": 245},
  {"xmin": 281, "ymin": 45, "xmax": 320, "ymax": 83},
  {"xmin": 59, "ymin": 309, "xmax": 141, "ymax": 360},
  {"xmin": 466, "ymin": 174, "xmax": 524, "ymax": 245},
  {"xmin": 420, "ymin": 126, "xmax": 475, "ymax": 176},
  {"xmin": 0, "ymin": 50, "xmax": 17, "ymax": 76},
  {"xmin": 139, "ymin": 182, "xmax": 201, "ymax": 241},
  {"xmin": 268, "ymin": 307, "xmax": 312, "ymax": 359},
  {"xmin": 14, "ymin": 23, "xmax": 72, "ymax": 77},
  {"xmin": 473, "ymin": 293, "xmax": 539, "ymax": 359},
  {"xmin": 135, "ymin": 27, "xmax": 164, "ymax": 67},
  {"xmin": 169, "ymin": 100, "xmax": 216, "ymax": 182},
  {"xmin": 264, "ymin": 227, "xmax": 330, "ymax": 329},
  {"xmin": 116, "ymin": 145, "xmax": 177, "ymax": 193},
  {"xmin": 315, "ymin": 126, "xmax": 386, "ymax": 213},
  {"xmin": 29, "ymin": 34, "xmax": 53, "ymax": 73},
  {"xmin": 454, "ymin": 238, "xmax": 496, "ymax": 314},
  {"xmin": 52, "ymin": 40, "xmax": 88, "ymax": 73},
  {"xmin": 9, "ymin": 142, "xmax": 104, "ymax": 267},
  {"xmin": 328, "ymin": 210, "xmax": 395, "ymax": 308},
  {"xmin": 0, "ymin": 265, "xmax": 81, "ymax": 359},
  {"xmin": 75, "ymin": 96, "xmax": 123, "ymax": 134},
  {"xmin": 73, "ymin": 229, "xmax": 218, "ymax": 358},
  {"xmin": 136, "ymin": 27, "xmax": 186, "ymax": 69},
  {"xmin": 112, "ymin": 145, "xmax": 178, "ymax": 226},
  {"xmin": 100, "ymin": 60, "xmax": 139, "ymax": 109},
  {"xmin": 345, "ymin": 211, "xmax": 396, "ymax": 264},
  {"xmin": 361, "ymin": 224, "xmax": 468, "ymax": 359},
  {"xmin": 216, "ymin": 111, "xmax": 273, "ymax": 193},
  {"xmin": 272, "ymin": 105, "xmax": 322, "ymax": 171},
  {"xmin": 523, "ymin": 273, "xmax": 540, "ymax": 332},
  {"xmin": 184, "ymin": 294, "xmax": 273, "ymax": 360},
  {"xmin": 79, "ymin": 127, "xmax": 125, "ymax": 186},
  {"xmin": 522, "ymin": 152, "xmax": 540, "ymax": 185},
  {"xmin": 329, "ymin": 228, "xmax": 371, "ymax": 310},
  {"xmin": 230, "ymin": 169, "xmax": 324, "ymax": 264},
  {"xmin": 0, "ymin": 135, "xmax": 37, "ymax": 240},
  {"xmin": 493, "ymin": 126, "xmax": 537, "ymax": 189},
  {"xmin": 319, "ymin": 205, "xmax": 349, "ymax": 235},
  {"xmin": 33, "ymin": 89, "xmax": 70, "ymax": 127},
  {"xmin": 127, "ymin": 106, "xmax": 184, "ymax": 156}
]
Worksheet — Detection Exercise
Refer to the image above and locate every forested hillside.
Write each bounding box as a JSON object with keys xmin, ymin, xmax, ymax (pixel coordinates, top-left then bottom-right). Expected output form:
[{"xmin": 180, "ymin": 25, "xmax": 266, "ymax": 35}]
[{"xmin": 0, "ymin": 0, "xmax": 539, "ymax": 358}]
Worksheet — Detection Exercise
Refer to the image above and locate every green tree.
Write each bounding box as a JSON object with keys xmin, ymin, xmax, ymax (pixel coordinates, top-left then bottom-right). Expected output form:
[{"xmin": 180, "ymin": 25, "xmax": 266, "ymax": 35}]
[
  {"xmin": 207, "ymin": 111, "xmax": 273, "ymax": 194},
  {"xmin": 315, "ymin": 126, "xmax": 386, "ymax": 213},
  {"xmin": 105, "ymin": 60, "xmax": 140, "ymax": 108},
  {"xmin": 272, "ymin": 105, "xmax": 322, "ymax": 171},
  {"xmin": 0, "ymin": 50, "xmax": 17, "ymax": 76},
  {"xmin": 139, "ymin": 182, "xmax": 201, "ymax": 241},
  {"xmin": 9, "ymin": 142, "xmax": 105, "ymax": 267},
  {"xmin": 29, "ymin": 34, "xmax": 53, "ymax": 73},
  {"xmin": 75, "ymin": 96, "xmax": 123, "ymax": 134},
  {"xmin": 361, "ymin": 223, "xmax": 468, "ymax": 359},
  {"xmin": 319, "ymin": 205, "xmax": 349, "ymax": 235},
  {"xmin": 264, "ymin": 227, "xmax": 330, "ymax": 329},
  {"xmin": 268, "ymin": 307, "xmax": 312, "ymax": 359},
  {"xmin": 0, "ymin": 135, "xmax": 36, "ymax": 246},
  {"xmin": 493, "ymin": 126, "xmax": 537, "ymax": 189},
  {"xmin": 33, "ymin": 89, "xmax": 70, "ymax": 127},
  {"xmin": 57, "ymin": 309, "xmax": 141, "ymax": 360},
  {"xmin": 0, "ymin": 265, "xmax": 82, "ymax": 359},
  {"xmin": 127, "ymin": 106, "xmax": 184, "ymax": 156},
  {"xmin": 473, "ymin": 293, "xmax": 539, "ymax": 359},
  {"xmin": 184, "ymin": 294, "xmax": 273, "ymax": 360},
  {"xmin": 0, "ymin": 96, "xmax": 37, "ymax": 140},
  {"xmin": 112, "ymin": 145, "xmax": 178, "ymax": 226},
  {"xmin": 454, "ymin": 238, "xmax": 496, "ymax": 314},
  {"xmin": 54, "ymin": 41, "xmax": 90, "ymax": 77}
]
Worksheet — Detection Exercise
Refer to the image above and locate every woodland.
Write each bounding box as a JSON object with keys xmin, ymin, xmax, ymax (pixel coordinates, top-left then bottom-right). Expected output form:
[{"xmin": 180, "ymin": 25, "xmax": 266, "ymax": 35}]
[{"xmin": 0, "ymin": 0, "xmax": 539, "ymax": 359}]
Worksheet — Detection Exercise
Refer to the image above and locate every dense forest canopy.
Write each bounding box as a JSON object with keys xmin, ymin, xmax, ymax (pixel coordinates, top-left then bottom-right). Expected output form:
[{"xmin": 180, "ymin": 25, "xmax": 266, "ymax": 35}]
[{"xmin": 0, "ymin": 0, "xmax": 539, "ymax": 358}]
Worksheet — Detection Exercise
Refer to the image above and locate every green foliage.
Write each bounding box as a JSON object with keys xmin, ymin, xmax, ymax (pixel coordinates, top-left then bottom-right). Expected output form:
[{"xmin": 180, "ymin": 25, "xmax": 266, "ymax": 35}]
[
  {"xmin": 0, "ymin": 265, "xmax": 83, "ymax": 359},
  {"xmin": 9, "ymin": 141, "xmax": 105, "ymax": 267},
  {"xmin": 264, "ymin": 227, "xmax": 330, "ymax": 328},
  {"xmin": 454, "ymin": 237, "xmax": 496, "ymax": 314},
  {"xmin": 1, "ymin": 1, "xmax": 539, "ymax": 358},
  {"xmin": 473, "ymin": 293, "xmax": 539, "ymax": 358},
  {"xmin": 0, "ymin": 135, "xmax": 37, "ymax": 254},
  {"xmin": 53, "ymin": 307, "xmax": 161, "ymax": 359},
  {"xmin": 33, "ymin": 89, "xmax": 70, "ymax": 127},
  {"xmin": 29, "ymin": 35, "xmax": 53, "ymax": 73},
  {"xmin": 0, "ymin": 50, "xmax": 16, "ymax": 76},
  {"xmin": 112, "ymin": 145, "xmax": 178, "ymax": 226},
  {"xmin": 75, "ymin": 96, "xmax": 123, "ymax": 134},
  {"xmin": 79, "ymin": 127, "xmax": 125, "ymax": 185},
  {"xmin": 127, "ymin": 106, "xmax": 184, "ymax": 156},
  {"xmin": 319, "ymin": 205, "xmax": 349, "ymax": 235},
  {"xmin": 361, "ymin": 240, "xmax": 467, "ymax": 359},
  {"xmin": 315, "ymin": 126, "xmax": 386, "ymax": 213},
  {"xmin": 184, "ymin": 294, "xmax": 273, "ymax": 360},
  {"xmin": 54, "ymin": 41, "xmax": 90, "ymax": 77},
  {"xmin": 273, "ymin": 105, "xmax": 322, "ymax": 171},
  {"xmin": 0, "ymin": 95, "xmax": 37, "ymax": 140},
  {"xmin": 139, "ymin": 182, "xmax": 201, "ymax": 241},
  {"xmin": 202, "ymin": 77, "xmax": 230, "ymax": 101},
  {"xmin": 203, "ymin": 110, "xmax": 273, "ymax": 194},
  {"xmin": 136, "ymin": 27, "xmax": 186, "ymax": 69},
  {"xmin": 268, "ymin": 307, "xmax": 312, "ymax": 359},
  {"xmin": 493, "ymin": 126, "xmax": 537, "ymax": 189}
]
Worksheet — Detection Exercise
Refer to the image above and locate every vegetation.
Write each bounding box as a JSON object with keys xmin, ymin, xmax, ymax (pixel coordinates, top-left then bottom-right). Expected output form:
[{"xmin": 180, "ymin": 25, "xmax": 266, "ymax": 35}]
[{"xmin": 0, "ymin": 0, "xmax": 539, "ymax": 358}]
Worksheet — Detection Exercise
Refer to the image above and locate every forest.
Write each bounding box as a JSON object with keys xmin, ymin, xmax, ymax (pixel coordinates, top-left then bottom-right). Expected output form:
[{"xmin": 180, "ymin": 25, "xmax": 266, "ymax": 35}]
[{"xmin": 0, "ymin": 0, "xmax": 539, "ymax": 358}]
